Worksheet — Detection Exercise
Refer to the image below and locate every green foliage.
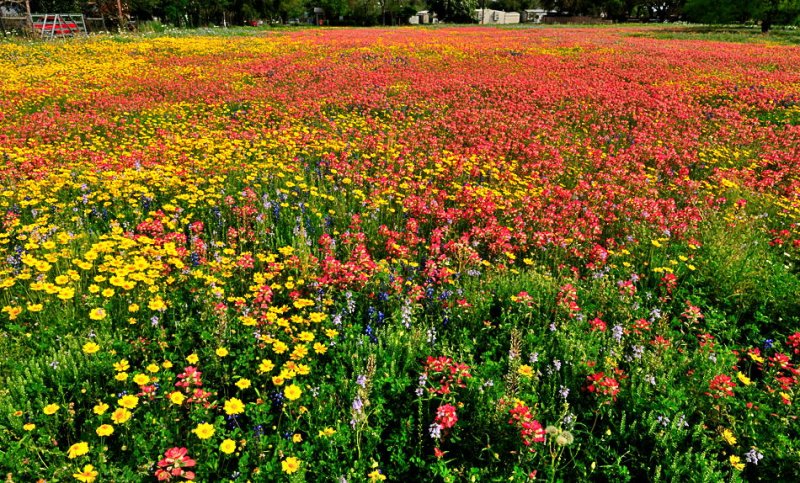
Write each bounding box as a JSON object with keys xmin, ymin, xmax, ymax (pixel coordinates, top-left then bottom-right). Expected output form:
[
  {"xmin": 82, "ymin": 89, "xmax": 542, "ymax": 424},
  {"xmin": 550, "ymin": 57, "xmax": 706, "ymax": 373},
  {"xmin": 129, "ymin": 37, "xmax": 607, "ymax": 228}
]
[
  {"xmin": 683, "ymin": 0, "xmax": 800, "ymax": 30},
  {"xmin": 427, "ymin": 0, "xmax": 477, "ymax": 22},
  {"xmin": 682, "ymin": 0, "xmax": 757, "ymax": 23},
  {"xmin": 137, "ymin": 19, "xmax": 168, "ymax": 31},
  {"xmin": 691, "ymin": 213, "xmax": 800, "ymax": 338}
]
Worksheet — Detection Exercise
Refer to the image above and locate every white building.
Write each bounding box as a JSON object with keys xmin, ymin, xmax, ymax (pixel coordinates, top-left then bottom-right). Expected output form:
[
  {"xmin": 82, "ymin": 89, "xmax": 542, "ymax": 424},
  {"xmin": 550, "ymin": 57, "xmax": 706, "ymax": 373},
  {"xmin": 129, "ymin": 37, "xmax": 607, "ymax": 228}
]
[
  {"xmin": 521, "ymin": 9, "xmax": 550, "ymax": 23},
  {"xmin": 474, "ymin": 9, "xmax": 520, "ymax": 25},
  {"xmin": 409, "ymin": 10, "xmax": 437, "ymax": 24}
]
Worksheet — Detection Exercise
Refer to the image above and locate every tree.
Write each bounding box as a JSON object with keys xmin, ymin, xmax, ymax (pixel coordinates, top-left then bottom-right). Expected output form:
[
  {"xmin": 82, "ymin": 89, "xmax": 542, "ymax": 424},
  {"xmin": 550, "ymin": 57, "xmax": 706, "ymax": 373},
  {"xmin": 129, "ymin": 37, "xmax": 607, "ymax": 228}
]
[
  {"xmin": 539, "ymin": 0, "xmax": 599, "ymax": 15},
  {"xmin": 428, "ymin": 0, "xmax": 476, "ymax": 22},
  {"xmin": 376, "ymin": 0, "xmax": 417, "ymax": 25},
  {"xmin": 128, "ymin": 0, "xmax": 160, "ymax": 20},
  {"xmin": 493, "ymin": 0, "xmax": 539, "ymax": 13},
  {"xmin": 278, "ymin": 0, "xmax": 303, "ymax": 21},
  {"xmin": 539, "ymin": 0, "xmax": 642, "ymax": 17},
  {"xmin": 603, "ymin": 0, "xmax": 638, "ymax": 21},
  {"xmin": 311, "ymin": 0, "xmax": 348, "ymax": 23},
  {"xmin": 756, "ymin": 0, "xmax": 800, "ymax": 31},
  {"xmin": 683, "ymin": 0, "xmax": 762, "ymax": 23},
  {"xmin": 638, "ymin": 0, "xmax": 683, "ymax": 20},
  {"xmin": 31, "ymin": 0, "xmax": 82, "ymax": 12},
  {"xmin": 683, "ymin": 0, "xmax": 800, "ymax": 32}
]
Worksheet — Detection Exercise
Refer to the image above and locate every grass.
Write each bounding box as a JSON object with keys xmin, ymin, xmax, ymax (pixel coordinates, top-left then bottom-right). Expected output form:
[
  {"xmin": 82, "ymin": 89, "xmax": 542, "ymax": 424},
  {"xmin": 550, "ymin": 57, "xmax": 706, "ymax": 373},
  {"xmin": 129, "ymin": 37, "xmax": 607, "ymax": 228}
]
[{"xmin": 626, "ymin": 24, "xmax": 800, "ymax": 44}]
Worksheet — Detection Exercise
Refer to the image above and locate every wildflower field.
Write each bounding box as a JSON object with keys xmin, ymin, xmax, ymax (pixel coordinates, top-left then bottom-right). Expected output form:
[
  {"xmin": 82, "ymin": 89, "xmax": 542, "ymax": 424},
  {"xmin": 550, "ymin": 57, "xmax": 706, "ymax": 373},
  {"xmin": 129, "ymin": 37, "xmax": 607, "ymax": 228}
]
[{"xmin": 1, "ymin": 26, "xmax": 799, "ymax": 482}]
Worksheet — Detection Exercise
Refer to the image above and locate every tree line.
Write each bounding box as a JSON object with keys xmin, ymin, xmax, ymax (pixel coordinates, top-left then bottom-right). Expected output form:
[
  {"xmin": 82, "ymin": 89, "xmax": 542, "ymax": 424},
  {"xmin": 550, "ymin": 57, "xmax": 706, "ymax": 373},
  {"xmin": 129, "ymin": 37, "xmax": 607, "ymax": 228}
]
[{"xmin": 22, "ymin": 0, "xmax": 800, "ymax": 30}]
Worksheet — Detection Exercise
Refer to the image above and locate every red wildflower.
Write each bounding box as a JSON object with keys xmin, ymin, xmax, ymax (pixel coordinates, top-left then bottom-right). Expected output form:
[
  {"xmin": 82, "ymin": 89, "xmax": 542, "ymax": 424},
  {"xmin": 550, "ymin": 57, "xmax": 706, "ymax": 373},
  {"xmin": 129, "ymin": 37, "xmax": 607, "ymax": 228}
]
[
  {"xmin": 617, "ymin": 280, "xmax": 636, "ymax": 297},
  {"xmin": 707, "ymin": 374, "xmax": 736, "ymax": 399},
  {"xmin": 770, "ymin": 353, "xmax": 792, "ymax": 371},
  {"xmin": 508, "ymin": 402, "xmax": 545, "ymax": 449},
  {"xmin": 589, "ymin": 317, "xmax": 607, "ymax": 332},
  {"xmin": 175, "ymin": 366, "xmax": 202, "ymax": 389},
  {"xmin": 660, "ymin": 273, "xmax": 678, "ymax": 294},
  {"xmin": 435, "ymin": 404, "xmax": 458, "ymax": 430},
  {"xmin": 697, "ymin": 333, "xmax": 715, "ymax": 349},
  {"xmin": 586, "ymin": 372, "xmax": 620, "ymax": 402},
  {"xmin": 155, "ymin": 447, "xmax": 196, "ymax": 481},
  {"xmin": 651, "ymin": 335, "xmax": 671, "ymax": 348},
  {"xmin": 632, "ymin": 318, "xmax": 651, "ymax": 334},
  {"xmin": 421, "ymin": 356, "xmax": 471, "ymax": 395},
  {"xmin": 557, "ymin": 283, "xmax": 580, "ymax": 316},
  {"xmin": 681, "ymin": 302, "xmax": 703, "ymax": 325},
  {"xmin": 788, "ymin": 332, "xmax": 800, "ymax": 355}
]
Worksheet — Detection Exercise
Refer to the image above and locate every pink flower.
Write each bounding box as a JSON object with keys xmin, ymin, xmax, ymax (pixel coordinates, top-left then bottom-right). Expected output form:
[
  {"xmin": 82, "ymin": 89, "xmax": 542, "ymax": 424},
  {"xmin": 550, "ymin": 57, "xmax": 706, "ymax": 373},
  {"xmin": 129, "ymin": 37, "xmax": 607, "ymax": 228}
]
[
  {"xmin": 508, "ymin": 403, "xmax": 545, "ymax": 448},
  {"xmin": 175, "ymin": 367, "xmax": 203, "ymax": 389},
  {"xmin": 435, "ymin": 404, "xmax": 458, "ymax": 429},
  {"xmin": 155, "ymin": 447, "xmax": 196, "ymax": 481}
]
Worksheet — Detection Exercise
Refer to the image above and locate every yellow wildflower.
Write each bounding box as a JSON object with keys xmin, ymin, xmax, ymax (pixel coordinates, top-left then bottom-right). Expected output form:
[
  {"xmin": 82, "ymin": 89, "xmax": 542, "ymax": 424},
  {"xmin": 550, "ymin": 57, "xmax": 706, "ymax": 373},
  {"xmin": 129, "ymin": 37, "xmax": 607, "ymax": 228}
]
[
  {"xmin": 517, "ymin": 365, "xmax": 534, "ymax": 378},
  {"xmin": 88, "ymin": 308, "xmax": 106, "ymax": 320},
  {"xmin": 368, "ymin": 469, "xmax": 387, "ymax": 482},
  {"xmin": 220, "ymin": 438, "xmax": 236, "ymax": 454},
  {"xmin": 118, "ymin": 395, "xmax": 139, "ymax": 409},
  {"xmin": 223, "ymin": 397, "xmax": 245, "ymax": 415},
  {"xmin": 72, "ymin": 464, "xmax": 98, "ymax": 482},
  {"xmin": 67, "ymin": 441, "xmax": 90, "ymax": 459},
  {"xmin": 169, "ymin": 392, "xmax": 186, "ymax": 405},
  {"xmin": 281, "ymin": 456, "xmax": 301, "ymax": 474},
  {"xmin": 737, "ymin": 372, "xmax": 752, "ymax": 386},
  {"xmin": 111, "ymin": 408, "xmax": 131, "ymax": 424},
  {"xmin": 192, "ymin": 422, "xmax": 215, "ymax": 440},
  {"xmin": 82, "ymin": 342, "xmax": 100, "ymax": 355},
  {"xmin": 96, "ymin": 424, "xmax": 114, "ymax": 437},
  {"xmin": 284, "ymin": 384, "xmax": 302, "ymax": 401},
  {"xmin": 132, "ymin": 373, "xmax": 149, "ymax": 385}
]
